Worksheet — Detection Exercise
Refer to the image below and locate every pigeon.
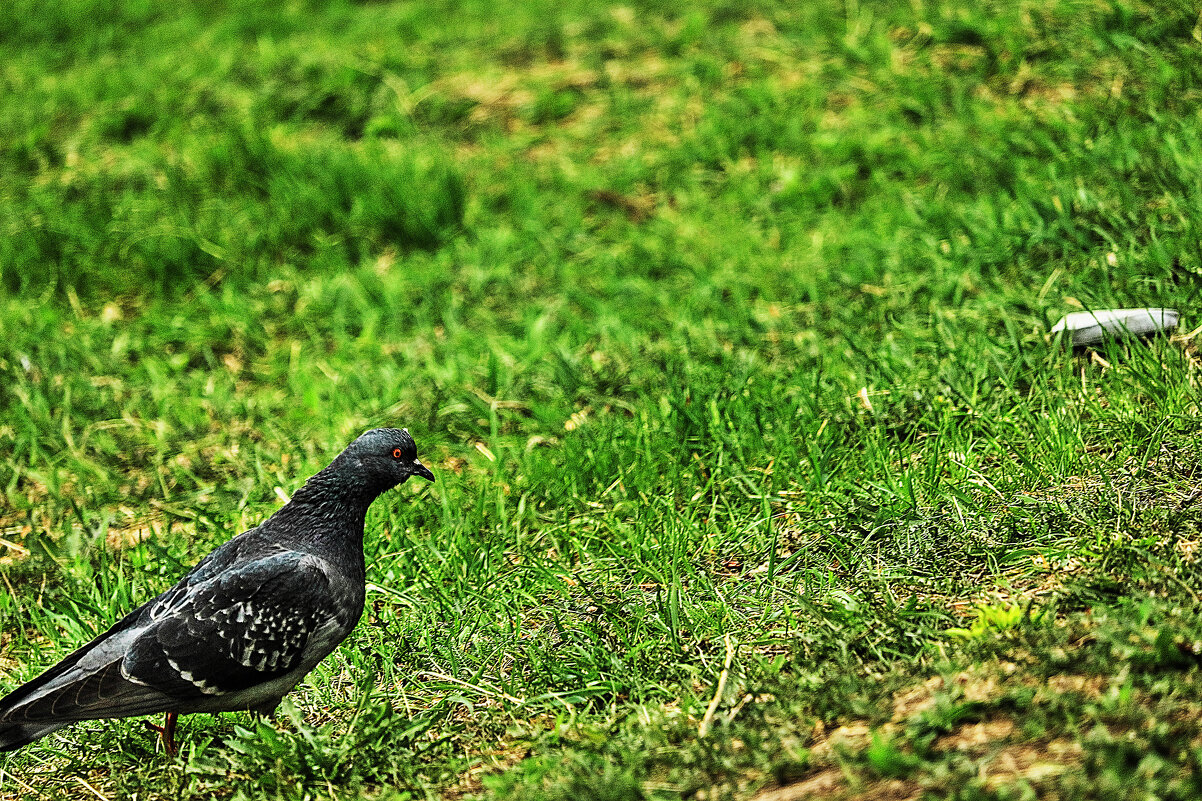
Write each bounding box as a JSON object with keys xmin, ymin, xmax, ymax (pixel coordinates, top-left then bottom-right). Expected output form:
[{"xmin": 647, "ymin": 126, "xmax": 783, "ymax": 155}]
[{"xmin": 0, "ymin": 427, "xmax": 434, "ymax": 756}]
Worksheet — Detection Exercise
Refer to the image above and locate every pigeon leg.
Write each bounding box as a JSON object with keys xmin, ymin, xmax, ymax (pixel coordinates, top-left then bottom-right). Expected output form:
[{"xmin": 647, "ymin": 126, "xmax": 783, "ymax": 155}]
[
  {"xmin": 162, "ymin": 712, "xmax": 178, "ymax": 756},
  {"xmin": 143, "ymin": 712, "xmax": 179, "ymax": 756}
]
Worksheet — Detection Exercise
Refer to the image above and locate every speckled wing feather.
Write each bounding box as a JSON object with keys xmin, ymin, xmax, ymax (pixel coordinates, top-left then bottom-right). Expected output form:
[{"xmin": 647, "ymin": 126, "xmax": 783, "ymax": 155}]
[
  {"xmin": 3, "ymin": 552, "xmax": 346, "ymax": 728},
  {"xmin": 121, "ymin": 553, "xmax": 345, "ymax": 701}
]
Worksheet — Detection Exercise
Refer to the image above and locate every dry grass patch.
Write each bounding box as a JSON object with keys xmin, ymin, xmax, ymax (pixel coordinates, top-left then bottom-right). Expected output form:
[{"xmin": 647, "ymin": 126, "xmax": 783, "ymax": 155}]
[
  {"xmin": 756, "ymin": 659, "xmax": 1109, "ymax": 801},
  {"xmin": 980, "ymin": 739, "xmax": 1082, "ymax": 790},
  {"xmin": 751, "ymin": 772, "xmax": 921, "ymax": 801}
]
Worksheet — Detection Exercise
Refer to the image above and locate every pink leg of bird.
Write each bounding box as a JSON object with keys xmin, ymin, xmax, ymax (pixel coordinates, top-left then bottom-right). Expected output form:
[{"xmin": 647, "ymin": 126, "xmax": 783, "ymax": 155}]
[{"xmin": 144, "ymin": 712, "xmax": 178, "ymax": 756}]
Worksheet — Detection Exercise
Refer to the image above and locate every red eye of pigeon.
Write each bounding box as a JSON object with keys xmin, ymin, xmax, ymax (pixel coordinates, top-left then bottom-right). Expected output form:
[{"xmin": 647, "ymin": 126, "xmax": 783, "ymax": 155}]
[{"xmin": 392, "ymin": 448, "xmax": 402, "ymax": 458}]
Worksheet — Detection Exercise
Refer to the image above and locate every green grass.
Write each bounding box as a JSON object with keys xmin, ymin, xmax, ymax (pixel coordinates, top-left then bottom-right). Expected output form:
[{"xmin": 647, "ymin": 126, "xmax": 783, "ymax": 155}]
[{"xmin": 1, "ymin": 0, "xmax": 1202, "ymax": 797}]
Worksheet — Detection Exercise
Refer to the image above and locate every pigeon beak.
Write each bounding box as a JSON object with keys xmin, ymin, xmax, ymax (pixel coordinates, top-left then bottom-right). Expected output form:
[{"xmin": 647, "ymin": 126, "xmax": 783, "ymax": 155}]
[{"xmin": 411, "ymin": 461, "xmax": 435, "ymax": 482}]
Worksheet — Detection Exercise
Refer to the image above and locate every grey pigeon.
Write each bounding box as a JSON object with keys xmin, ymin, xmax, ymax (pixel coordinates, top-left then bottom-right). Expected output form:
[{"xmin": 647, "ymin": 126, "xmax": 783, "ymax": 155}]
[{"xmin": 0, "ymin": 427, "xmax": 434, "ymax": 755}]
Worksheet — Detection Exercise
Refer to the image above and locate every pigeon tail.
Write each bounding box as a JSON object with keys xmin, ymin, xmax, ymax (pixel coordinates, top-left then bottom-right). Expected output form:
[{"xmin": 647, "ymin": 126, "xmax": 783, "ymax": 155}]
[
  {"xmin": 0, "ymin": 608, "xmax": 141, "ymax": 717},
  {"xmin": 0, "ymin": 614, "xmax": 173, "ymax": 746},
  {"xmin": 0, "ymin": 721, "xmax": 68, "ymax": 752}
]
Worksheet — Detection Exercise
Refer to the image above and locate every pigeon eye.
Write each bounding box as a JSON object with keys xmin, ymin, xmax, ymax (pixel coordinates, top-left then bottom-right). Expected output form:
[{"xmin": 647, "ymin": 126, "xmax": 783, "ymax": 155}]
[{"xmin": 392, "ymin": 448, "xmax": 403, "ymax": 459}]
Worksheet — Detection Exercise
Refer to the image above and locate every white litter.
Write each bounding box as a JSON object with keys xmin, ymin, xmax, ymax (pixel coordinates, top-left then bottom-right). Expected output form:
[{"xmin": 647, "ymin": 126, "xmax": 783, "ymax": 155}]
[{"xmin": 1051, "ymin": 308, "xmax": 1179, "ymax": 346}]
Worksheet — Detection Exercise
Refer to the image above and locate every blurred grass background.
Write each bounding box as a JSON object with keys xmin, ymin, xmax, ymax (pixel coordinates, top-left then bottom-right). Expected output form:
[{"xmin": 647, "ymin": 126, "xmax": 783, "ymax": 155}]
[{"xmin": 2, "ymin": 0, "xmax": 1202, "ymax": 798}]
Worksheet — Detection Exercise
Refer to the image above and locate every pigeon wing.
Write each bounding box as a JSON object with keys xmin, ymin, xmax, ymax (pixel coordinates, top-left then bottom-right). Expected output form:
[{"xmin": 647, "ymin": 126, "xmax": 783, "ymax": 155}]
[
  {"xmin": 122, "ymin": 552, "xmax": 347, "ymax": 702},
  {"xmin": 2, "ymin": 553, "xmax": 346, "ymax": 726}
]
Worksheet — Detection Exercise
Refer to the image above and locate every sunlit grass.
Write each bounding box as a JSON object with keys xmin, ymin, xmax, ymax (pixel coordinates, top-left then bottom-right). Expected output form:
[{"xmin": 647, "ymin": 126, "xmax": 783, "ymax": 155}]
[{"xmin": 2, "ymin": 0, "xmax": 1202, "ymax": 798}]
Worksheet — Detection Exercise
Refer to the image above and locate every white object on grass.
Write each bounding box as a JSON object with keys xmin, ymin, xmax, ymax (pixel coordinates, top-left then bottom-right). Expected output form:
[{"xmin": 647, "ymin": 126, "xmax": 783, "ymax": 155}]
[{"xmin": 1051, "ymin": 308, "xmax": 1179, "ymax": 346}]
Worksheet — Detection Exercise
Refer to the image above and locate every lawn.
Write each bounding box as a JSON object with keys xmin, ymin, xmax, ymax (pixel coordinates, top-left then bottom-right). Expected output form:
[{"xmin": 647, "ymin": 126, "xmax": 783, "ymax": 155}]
[{"xmin": 1, "ymin": 0, "xmax": 1201, "ymax": 798}]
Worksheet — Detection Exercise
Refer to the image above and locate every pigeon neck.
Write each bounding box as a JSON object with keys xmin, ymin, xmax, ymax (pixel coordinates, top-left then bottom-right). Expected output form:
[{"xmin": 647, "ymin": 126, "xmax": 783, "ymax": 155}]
[
  {"xmin": 289, "ymin": 468, "xmax": 386, "ymax": 510},
  {"xmin": 272, "ymin": 470, "xmax": 384, "ymax": 560}
]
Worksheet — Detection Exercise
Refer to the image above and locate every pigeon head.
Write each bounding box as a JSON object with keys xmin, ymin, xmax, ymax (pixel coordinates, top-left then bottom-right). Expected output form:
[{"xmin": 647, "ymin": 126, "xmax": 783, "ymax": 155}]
[{"xmin": 320, "ymin": 428, "xmax": 435, "ymax": 499}]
